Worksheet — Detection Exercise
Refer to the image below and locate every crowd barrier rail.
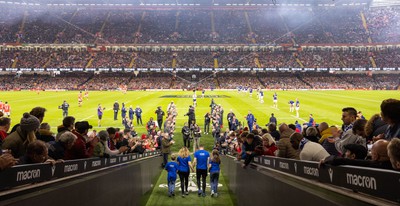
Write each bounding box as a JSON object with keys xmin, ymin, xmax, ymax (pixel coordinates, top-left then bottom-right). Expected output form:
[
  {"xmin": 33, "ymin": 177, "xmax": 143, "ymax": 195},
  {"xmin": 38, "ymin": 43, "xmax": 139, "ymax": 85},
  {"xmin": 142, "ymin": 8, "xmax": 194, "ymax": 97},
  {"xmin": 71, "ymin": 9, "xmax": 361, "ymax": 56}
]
[
  {"xmin": 0, "ymin": 151, "xmax": 161, "ymax": 191},
  {"xmin": 237, "ymin": 153, "xmax": 400, "ymax": 203}
]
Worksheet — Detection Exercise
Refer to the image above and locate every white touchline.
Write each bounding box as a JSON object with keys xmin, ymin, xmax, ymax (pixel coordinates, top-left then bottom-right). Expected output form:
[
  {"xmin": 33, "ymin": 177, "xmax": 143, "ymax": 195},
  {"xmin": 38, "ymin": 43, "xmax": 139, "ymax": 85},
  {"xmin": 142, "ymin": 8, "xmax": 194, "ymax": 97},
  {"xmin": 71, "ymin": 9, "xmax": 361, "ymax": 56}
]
[{"xmin": 291, "ymin": 115, "xmax": 307, "ymax": 122}]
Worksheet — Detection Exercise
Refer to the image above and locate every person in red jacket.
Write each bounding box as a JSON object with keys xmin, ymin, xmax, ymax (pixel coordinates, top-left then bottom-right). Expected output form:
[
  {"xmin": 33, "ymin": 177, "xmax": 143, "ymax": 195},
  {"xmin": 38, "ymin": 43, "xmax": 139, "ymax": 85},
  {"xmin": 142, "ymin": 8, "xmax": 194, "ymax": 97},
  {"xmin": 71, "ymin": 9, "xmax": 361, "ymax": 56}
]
[
  {"xmin": 64, "ymin": 121, "xmax": 94, "ymax": 160},
  {"xmin": 259, "ymin": 133, "xmax": 278, "ymax": 156}
]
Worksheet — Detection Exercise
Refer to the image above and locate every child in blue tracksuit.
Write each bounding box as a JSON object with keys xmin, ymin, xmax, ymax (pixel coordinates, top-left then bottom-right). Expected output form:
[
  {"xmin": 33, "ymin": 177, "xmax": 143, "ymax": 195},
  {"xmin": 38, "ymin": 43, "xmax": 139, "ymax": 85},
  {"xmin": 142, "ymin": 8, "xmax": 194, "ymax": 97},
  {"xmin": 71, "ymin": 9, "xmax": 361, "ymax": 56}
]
[
  {"xmin": 165, "ymin": 154, "xmax": 179, "ymax": 197},
  {"xmin": 209, "ymin": 149, "xmax": 221, "ymax": 197}
]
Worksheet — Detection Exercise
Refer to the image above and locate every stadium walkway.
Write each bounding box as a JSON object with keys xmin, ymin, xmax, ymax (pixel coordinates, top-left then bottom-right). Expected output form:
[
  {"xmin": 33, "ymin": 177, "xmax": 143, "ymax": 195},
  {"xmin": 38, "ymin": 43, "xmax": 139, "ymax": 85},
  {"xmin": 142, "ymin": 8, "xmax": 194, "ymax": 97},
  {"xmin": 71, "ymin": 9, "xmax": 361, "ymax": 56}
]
[{"xmin": 141, "ymin": 170, "xmax": 235, "ymax": 206}]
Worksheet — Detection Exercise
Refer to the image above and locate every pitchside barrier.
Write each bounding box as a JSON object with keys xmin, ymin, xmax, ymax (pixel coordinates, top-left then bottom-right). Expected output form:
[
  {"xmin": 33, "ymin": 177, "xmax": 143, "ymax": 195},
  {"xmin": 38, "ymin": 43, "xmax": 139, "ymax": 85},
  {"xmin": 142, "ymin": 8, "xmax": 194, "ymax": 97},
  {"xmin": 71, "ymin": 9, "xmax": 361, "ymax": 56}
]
[
  {"xmin": 226, "ymin": 152, "xmax": 400, "ymax": 204},
  {"xmin": 0, "ymin": 151, "xmax": 161, "ymax": 190}
]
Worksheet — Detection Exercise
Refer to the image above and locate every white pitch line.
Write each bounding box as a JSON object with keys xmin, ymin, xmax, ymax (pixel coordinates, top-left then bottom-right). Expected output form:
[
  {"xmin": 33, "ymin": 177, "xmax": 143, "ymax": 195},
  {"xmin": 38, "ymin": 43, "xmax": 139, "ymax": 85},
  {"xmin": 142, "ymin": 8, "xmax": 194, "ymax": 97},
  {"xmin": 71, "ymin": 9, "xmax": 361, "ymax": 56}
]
[
  {"xmin": 291, "ymin": 115, "xmax": 307, "ymax": 122},
  {"xmin": 269, "ymin": 106, "xmax": 280, "ymax": 111}
]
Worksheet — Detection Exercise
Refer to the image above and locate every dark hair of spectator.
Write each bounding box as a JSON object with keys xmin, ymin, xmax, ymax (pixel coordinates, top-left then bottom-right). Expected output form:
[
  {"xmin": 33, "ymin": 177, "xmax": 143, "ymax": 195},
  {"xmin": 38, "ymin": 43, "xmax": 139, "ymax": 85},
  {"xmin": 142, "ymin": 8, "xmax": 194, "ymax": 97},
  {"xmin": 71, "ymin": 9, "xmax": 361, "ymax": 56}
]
[
  {"xmin": 0, "ymin": 117, "xmax": 11, "ymax": 126},
  {"xmin": 268, "ymin": 123, "xmax": 277, "ymax": 132},
  {"xmin": 30, "ymin": 107, "xmax": 47, "ymax": 120},
  {"xmin": 246, "ymin": 133, "xmax": 255, "ymax": 139},
  {"xmin": 342, "ymin": 107, "xmax": 357, "ymax": 118},
  {"xmin": 107, "ymin": 127, "xmax": 116, "ymax": 135},
  {"xmin": 381, "ymin": 99, "xmax": 400, "ymax": 124},
  {"xmin": 251, "ymin": 129, "xmax": 259, "ymax": 135},
  {"xmin": 352, "ymin": 119, "xmax": 368, "ymax": 135},
  {"xmin": 63, "ymin": 116, "xmax": 75, "ymax": 127}
]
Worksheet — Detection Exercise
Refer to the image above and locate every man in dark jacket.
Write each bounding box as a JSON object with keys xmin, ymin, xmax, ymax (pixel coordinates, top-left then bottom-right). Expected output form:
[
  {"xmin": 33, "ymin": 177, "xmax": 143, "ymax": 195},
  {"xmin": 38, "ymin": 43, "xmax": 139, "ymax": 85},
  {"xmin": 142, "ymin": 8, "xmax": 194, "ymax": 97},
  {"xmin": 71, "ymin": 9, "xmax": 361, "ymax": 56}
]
[
  {"xmin": 60, "ymin": 100, "xmax": 69, "ymax": 118},
  {"xmin": 155, "ymin": 106, "xmax": 165, "ymax": 130},
  {"xmin": 242, "ymin": 133, "xmax": 263, "ymax": 168},
  {"xmin": 121, "ymin": 103, "xmax": 127, "ymax": 123},
  {"xmin": 113, "ymin": 101, "xmax": 120, "ymax": 121},
  {"xmin": 227, "ymin": 109, "xmax": 235, "ymax": 131},
  {"xmin": 182, "ymin": 122, "xmax": 191, "ymax": 149},
  {"xmin": 185, "ymin": 105, "xmax": 196, "ymax": 124}
]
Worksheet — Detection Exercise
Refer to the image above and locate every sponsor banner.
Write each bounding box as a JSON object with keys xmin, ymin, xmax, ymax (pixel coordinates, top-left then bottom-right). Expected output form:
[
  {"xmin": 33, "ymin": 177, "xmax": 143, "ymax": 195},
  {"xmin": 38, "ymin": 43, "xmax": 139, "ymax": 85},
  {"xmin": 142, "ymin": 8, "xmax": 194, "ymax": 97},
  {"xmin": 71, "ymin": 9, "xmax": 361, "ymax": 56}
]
[
  {"xmin": 0, "ymin": 163, "xmax": 52, "ymax": 189},
  {"xmin": 54, "ymin": 159, "xmax": 85, "ymax": 177},
  {"xmin": 0, "ymin": 151, "xmax": 159, "ymax": 190},
  {"xmin": 254, "ymin": 156, "xmax": 400, "ymax": 203}
]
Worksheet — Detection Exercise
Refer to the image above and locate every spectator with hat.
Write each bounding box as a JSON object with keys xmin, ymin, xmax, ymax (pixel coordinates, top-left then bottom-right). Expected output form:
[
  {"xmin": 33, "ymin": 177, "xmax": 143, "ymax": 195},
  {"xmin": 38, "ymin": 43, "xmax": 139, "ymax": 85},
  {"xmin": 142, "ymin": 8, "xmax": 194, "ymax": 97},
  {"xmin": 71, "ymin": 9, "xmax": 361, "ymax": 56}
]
[
  {"xmin": 38, "ymin": 123, "xmax": 55, "ymax": 143},
  {"xmin": 10, "ymin": 107, "xmax": 46, "ymax": 139},
  {"xmin": 343, "ymin": 143, "xmax": 368, "ymax": 160},
  {"xmin": 2, "ymin": 113, "xmax": 40, "ymax": 158},
  {"xmin": 64, "ymin": 121, "xmax": 94, "ymax": 160}
]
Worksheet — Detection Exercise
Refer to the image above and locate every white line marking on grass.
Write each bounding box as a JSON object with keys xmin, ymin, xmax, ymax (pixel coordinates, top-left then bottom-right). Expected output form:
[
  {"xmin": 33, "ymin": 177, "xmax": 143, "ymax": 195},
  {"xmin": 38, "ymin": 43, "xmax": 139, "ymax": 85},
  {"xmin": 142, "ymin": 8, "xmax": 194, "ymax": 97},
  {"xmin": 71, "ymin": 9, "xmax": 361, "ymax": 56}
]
[
  {"xmin": 307, "ymin": 91, "xmax": 381, "ymax": 103},
  {"xmin": 291, "ymin": 115, "xmax": 307, "ymax": 122},
  {"xmin": 269, "ymin": 106, "xmax": 280, "ymax": 111},
  {"xmin": 81, "ymin": 115, "xmax": 95, "ymax": 121}
]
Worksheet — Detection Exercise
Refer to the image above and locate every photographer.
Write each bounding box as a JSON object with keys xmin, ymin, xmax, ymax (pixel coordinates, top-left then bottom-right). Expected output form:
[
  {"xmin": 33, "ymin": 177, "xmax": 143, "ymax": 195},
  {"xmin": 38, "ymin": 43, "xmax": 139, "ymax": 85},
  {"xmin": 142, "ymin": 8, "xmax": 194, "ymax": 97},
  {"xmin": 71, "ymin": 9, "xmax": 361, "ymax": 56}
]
[
  {"xmin": 182, "ymin": 122, "xmax": 191, "ymax": 149},
  {"xmin": 59, "ymin": 100, "xmax": 69, "ymax": 118},
  {"xmin": 185, "ymin": 105, "xmax": 196, "ymax": 124},
  {"xmin": 204, "ymin": 112, "xmax": 211, "ymax": 134}
]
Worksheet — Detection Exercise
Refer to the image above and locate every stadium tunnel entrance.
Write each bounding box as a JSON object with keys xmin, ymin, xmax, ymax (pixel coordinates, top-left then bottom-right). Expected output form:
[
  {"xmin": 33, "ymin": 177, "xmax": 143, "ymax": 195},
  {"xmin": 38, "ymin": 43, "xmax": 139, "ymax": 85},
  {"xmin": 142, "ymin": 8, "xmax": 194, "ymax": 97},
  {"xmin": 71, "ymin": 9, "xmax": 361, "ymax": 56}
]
[{"xmin": 0, "ymin": 154, "xmax": 396, "ymax": 206}]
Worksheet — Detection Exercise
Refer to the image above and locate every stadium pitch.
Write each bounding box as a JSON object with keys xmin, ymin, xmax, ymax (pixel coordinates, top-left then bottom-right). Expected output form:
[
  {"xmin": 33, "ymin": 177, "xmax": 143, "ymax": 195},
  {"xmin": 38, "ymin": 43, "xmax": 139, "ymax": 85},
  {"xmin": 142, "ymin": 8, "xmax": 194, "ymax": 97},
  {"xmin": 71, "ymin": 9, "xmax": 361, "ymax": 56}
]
[{"xmin": 1, "ymin": 90, "xmax": 398, "ymax": 153}]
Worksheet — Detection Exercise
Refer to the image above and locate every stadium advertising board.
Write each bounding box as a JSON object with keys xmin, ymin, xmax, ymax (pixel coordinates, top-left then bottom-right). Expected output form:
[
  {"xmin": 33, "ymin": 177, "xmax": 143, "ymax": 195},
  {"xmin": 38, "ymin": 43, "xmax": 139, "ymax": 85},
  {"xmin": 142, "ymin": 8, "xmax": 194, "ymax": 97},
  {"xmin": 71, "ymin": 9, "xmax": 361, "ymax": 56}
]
[
  {"xmin": 253, "ymin": 156, "xmax": 400, "ymax": 203},
  {"xmin": 0, "ymin": 151, "xmax": 160, "ymax": 190}
]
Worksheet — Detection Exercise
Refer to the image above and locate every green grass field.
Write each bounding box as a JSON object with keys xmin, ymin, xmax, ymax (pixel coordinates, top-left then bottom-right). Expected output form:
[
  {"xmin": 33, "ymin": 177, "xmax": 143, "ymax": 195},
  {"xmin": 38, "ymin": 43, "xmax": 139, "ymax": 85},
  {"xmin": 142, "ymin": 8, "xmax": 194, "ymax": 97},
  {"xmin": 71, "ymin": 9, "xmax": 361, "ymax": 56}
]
[
  {"xmin": 2, "ymin": 90, "xmax": 398, "ymax": 128},
  {"xmin": 1, "ymin": 90, "xmax": 399, "ymax": 152},
  {"xmin": 1, "ymin": 90, "xmax": 398, "ymax": 205}
]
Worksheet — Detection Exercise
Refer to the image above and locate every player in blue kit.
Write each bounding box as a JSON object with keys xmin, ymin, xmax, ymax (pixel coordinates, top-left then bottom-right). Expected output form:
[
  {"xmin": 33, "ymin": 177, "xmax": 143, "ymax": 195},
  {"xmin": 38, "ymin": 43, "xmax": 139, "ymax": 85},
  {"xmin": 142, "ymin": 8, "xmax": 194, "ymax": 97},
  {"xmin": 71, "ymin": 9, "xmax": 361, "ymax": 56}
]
[
  {"xmin": 289, "ymin": 100, "xmax": 295, "ymax": 112},
  {"xmin": 273, "ymin": 92, "xmax": 278, "ymax": 108},
  {"xmin": 295, "ymin": 98, "xmax": 300, "ymax": 117}
]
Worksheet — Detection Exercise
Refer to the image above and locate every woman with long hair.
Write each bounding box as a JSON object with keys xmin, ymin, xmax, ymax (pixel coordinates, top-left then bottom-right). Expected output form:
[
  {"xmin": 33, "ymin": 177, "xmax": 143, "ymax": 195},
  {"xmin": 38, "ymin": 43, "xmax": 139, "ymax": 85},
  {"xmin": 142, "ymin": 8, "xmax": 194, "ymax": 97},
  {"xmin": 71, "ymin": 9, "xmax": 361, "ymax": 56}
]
[
  {"xmin": 209, "ymin": 149, "xmax": 221, "ymax": 197},
  {"xmin": 177, "ymin": 147, "xmax": 193, "ymax": 198}
]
